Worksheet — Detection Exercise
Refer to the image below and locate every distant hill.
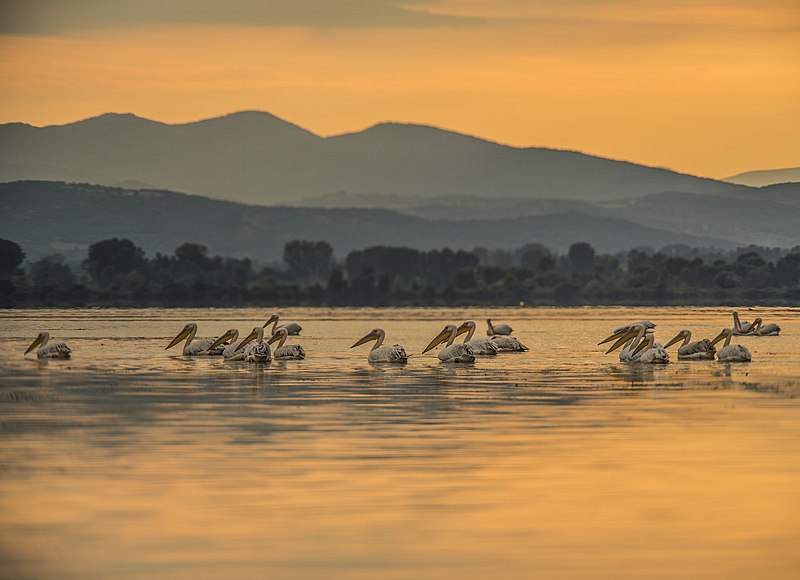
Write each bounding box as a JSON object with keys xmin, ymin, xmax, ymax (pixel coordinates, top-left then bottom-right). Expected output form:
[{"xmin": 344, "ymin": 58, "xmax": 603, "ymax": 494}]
[
  {"xmin": 0, "ymin": 111, "xmax": 749, "ymax": 205},
  {"xmin": 724, "ymin": 167, "xmax": 800, "ymax": 187},
  {"xmin": 0, "ymin": 181, "xmax": 735, "ymax": 262}
]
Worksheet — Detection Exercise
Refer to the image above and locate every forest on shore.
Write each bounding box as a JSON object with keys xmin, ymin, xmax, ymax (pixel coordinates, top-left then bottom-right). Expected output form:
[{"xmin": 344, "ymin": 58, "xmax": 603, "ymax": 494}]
[{"xmin": 1, "ymin": 237, "xmax": 799, "ymax": 308}]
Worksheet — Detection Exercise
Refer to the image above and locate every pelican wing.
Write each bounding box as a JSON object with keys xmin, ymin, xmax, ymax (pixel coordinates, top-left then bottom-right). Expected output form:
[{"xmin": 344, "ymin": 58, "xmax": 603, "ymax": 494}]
[
  {"xmin": 369, "ymin": 344, "xmax": 408, "ymax": 363},
  {"xmin": 275, "ymin": 344, "xmax": 306, "ymax": 360},
  {"xmin": 465, "ymin": 338, "xmax": 499, "ymax": 355},
  {"xmin": 39, "ymin": 341, "xmax": 71, "ymax": 359},
  {"xmin": 491, "ymin": 336, "xmax": 528, "ymax": 351},
  {"xmin": 438, "ymin": 343, "xmax": 475, "ymax": 363},
  {"xmin": 243, "ymin": 342, "xmax": 272, "ymax": 363}
]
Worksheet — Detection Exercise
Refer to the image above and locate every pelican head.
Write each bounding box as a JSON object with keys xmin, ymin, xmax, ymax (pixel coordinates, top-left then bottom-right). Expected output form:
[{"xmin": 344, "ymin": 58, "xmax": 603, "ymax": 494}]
[
  {"xmin": 351, "ymin": 328, "xmax": 384, "ymax": 348},
  {"xmin": 268, "ymin": 327, "xmax": 289, "ymax": 346},
  {"xmin": 236, "ymin": 326, "xmax": 264, "ymax": 352},
  {"xmin": 456, "ymin": 321, "xmax": 475, "ymax": 336},
  {"xmin": 664, "ymin": 329, "xmax": 691, "ymax": 349},
  {"xmin": 263, "ymin": 314, "xmax": 279, "ymax": 329},
  {"xmin": 206, "ymin": 328, "xmax": 238, "ymax": 351},
  {"xmin": 25, "ymin": 332, "xmax": 49, "ymax": 354},
  {"xmin": 422, "ymin": 325, "xmax": 456, "ymax": 354},
  {"xmin": 710, "ymin": 328, "xmax": 733, "ymax": 347},
  {"xmin": 166, "ymin": 323, "xmax": 196, "ymax": 350}
]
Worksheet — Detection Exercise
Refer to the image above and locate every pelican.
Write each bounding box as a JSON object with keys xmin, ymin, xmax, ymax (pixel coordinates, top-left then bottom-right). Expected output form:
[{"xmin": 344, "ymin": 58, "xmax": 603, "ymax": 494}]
[
  {"xmin": 490, "ymin": 335, "xmax": 529, "ymax": 352},
  {"xmin": 423, "ymin": 325, "xmax": 475, "ymax": 363},
  {"xmin": 264, "ymin": 314, "xmax": 302, "ymax": 336},
  {"xmin": 351, "ymin": 328, "xmax": 408, "ymax": 363},
  {"xmin": 235, "ymin": 326, "xmax": 272, "ymax": 363},
  {"xmin": 24, "ymin": 332, "xmax": 71, "ymax": 359},
  {"xmin": 165, "ymin": 323, "xmax": 227, "ymax": 356},
  {"xmin": 750, "ymin": 318, "xmax": 780, "ymax": 336},
  {"xmin": 732, "ymin": 311, "xmax": 755, "ymax": 336},
  {"xmin": 268, "ymin": 327, "xmax": 306, "ymax": 360},
  {"xmin": 663, "ymin": 330, "xmax": 716, "ymax": 360},
  {"xmin": 605, "ymin": 324, "xmax": 669, "ymax": 364},
  {"xmin": 710, "ymin": 328, "xmax": 751, "ymax": 362},
  {"xmin": 205, "ymin": 328, "xmax": 249, "ymax": 360},
  {"xmin": 456, "ymin": 321, "xmax": 499, "ymax": 355},
  {"xmin": 598, "ymin": 320, "xmax": 656, "ymax": 346},
  {"xmin": 486, "ymin": 319, "xmax": 513, "ymax": 336}
]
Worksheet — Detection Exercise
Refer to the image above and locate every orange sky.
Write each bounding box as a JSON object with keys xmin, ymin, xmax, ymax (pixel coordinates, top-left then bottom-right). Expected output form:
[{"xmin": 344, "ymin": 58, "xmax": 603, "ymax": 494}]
[{"xmin": 0, "ymin": 0, "xmax": 798, "ymax": 178}]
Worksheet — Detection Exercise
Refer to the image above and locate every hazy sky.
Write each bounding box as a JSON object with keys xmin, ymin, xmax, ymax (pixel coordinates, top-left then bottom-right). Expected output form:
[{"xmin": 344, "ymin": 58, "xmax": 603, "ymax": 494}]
[{"xmin": 1, "ymin": 0, "xmax": 798, "ymax": 177}]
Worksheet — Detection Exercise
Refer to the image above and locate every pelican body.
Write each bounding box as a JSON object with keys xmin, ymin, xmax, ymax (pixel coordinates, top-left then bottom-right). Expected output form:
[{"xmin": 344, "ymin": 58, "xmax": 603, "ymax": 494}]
[
  {"xmin": 25, "ymin": 332, "xmax": 71, "ymax": 359},
  {"xmin": 351, "ymin": 328, "xmax": 408, "ymax": 363},
  {"xmin": 235, "ymin": 327, "xmax": 272, "ymax": 363},
  {"xmin": 486, "ymin": 319, "xmax": 513, "ymax": 336},
  {"xmin": 751, "ymin": 318, "xmax": 780, "ymax": 336},
  {"xmin": 605, "ymin": 324, "xmax": 669, "ymax": 364},
  {"xmin": 710, "ymin": 328, "xmax": 752, "ymax": 362},
  {"xmin": 457, "ymin": 321, "xmax": 500, "ymax": 355},
  {"xmin": 490, "ymin": 336, "xmax": 528, "ymax": 352},
  {"xmin": 265, "ymin": 314, "xmax": 301, "ymax": 336},
  {"xmin": 423, "ymin": 325, "xmax": 475, "ymax": 363},
  {"xmin": 664, "ymin": 330, "xmax": 716, "ymax": 360},
  {"xmin": 268, "ymin": 327, "xmax": 306, "ymax": 360},
  {"xmin": 166, "ymin": 323, "xmax": 226, "ymax": 356}
]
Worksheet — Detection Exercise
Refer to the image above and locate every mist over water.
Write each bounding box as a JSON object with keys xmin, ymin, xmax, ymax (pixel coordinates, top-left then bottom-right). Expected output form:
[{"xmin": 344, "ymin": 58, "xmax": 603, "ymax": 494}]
[{"xmin": 1, "ymin": 307, "xmax": 799, "ymax": 579}]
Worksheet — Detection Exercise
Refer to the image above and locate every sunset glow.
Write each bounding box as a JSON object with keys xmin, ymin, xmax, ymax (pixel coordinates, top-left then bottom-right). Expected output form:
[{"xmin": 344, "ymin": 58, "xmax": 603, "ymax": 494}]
[{"xmin": 0, "ymin": 0, "xmax": 798, "ymax": 177}]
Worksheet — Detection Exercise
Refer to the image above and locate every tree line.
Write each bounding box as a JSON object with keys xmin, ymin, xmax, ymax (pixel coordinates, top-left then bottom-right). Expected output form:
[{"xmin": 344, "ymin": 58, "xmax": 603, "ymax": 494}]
[{"xmin": 1, "ymin": 237, "xmax": 799, "ymax": 308}]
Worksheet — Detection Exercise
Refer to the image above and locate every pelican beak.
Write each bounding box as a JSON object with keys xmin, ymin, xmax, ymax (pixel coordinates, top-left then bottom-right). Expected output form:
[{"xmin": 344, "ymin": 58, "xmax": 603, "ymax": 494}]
[
  {"xmin": 25, "ymin": 334, "xmax": 45, "ymax": 354},
  {"xmin": 455, "ymin": 323, "xmax": 470, "ymax": 337},
  {"xmin": 351, "ymin": 330, "xmax": 379, "ymax": 348},
  {"xmin": 235, "ymin": 329, "xmax": 259, "ymax": 352},
  {"xmin": 267, "ymin": 332, "xmax": 282, "ymax": 346},
  {"xmin": 709, "ymin": 330, "xmax": 727, "ymax": 347},
  {"xmin": 207, "ymin": 330, "xmax": 236, "ymax": 352},
  {"xmin": 422, "ymin": 327, "xmax": 452, "ymax": 354},
  {"xmin": 605, "ymin": 328, "xmax": 638, "ymax": 354},
  {"xmin": 165, "ymin": 326, "xmax": 192, "ymax": 350},
  {"xmin": 631, "ymin": 339, "xmax": 650, "ymax": 356},
  {"xmin": 263, "ymin": 314, "xmax": 279, "ymax": 328},
  {"xmin": 598, "ymin": 328, "xmax": 628, "ymax": 345},
  {"xmin": 663, "ymin": 333, "xmax": 683, "ymax": 349}
]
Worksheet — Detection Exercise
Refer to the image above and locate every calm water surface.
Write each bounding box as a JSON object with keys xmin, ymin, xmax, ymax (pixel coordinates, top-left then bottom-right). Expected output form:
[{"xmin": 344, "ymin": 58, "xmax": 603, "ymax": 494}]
[{"xmin": 1, "ymin": 307, "xmax": 799, "ymax": 579}]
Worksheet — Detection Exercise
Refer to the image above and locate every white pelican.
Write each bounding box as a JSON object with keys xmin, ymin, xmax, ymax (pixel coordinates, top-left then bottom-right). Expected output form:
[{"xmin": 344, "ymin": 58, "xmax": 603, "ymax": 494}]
[
  {"xmin": 351, "ymin": 328, "xmax": 408, "ymax": 363},
  {"xmin": 423, "ymin": 325, "xmax": 475, "ymax": 363},
  {"xmin": 205, "ymin": 328, "xmax": 250, "ymax": 360},
  {"xmin": 456, "ymin": 321, "xmax": 499, "ymax": 355},
  {"xmin": 486, "ymin": 319, "xmax": 513, "ymax": 336},
  {"xmin": 264, "ymin": 314, "xmax": 302, "ymax": 336},
  {"xmin": 267, "ymin": 327, "xmax": 306, "ymax": 360},
  {"xmin": 710, "ymin": 328, "xmax": 751, "ymax": 362},
  {"xmin": 750, "ymin": 318, "xmax": 781, "ymax": 336},
  {"xmin": 605, "ymin": 324, "xmax": 669, "ymax": 363},
  {"xmin": 732, "ymin": 311, "xmax": 755, "ymax": 336},
  {"xmin": 24, "ymin": 332, "xmax": 71, "ymax": 359},
  {"xmin": 165, "ymin": 323, "xmax": 227, "ymax": 356},
  {"xmin": 235, "ymin": 326, "xmax": 272, "ymax": 363},
  {"xmin": 490, "ymin": 335, "xmax": 529, "ymax": 352},
  {"xmin": 663, "ymin": 330, "xmax": 716, "ymax": 360}
]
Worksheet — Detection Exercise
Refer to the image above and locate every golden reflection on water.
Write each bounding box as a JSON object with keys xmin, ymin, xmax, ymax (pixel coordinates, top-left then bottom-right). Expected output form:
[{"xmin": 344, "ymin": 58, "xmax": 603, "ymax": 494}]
[{"xmin": 1, "ymin": 307, "xmax": 799, "ymax": 579}]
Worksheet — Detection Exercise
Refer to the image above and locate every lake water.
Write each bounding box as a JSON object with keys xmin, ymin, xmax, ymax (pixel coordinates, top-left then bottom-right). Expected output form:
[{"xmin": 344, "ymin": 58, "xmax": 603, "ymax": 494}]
[{"xmin": 1, "ymin": 307, "xmax": 799, "ymax": 579}]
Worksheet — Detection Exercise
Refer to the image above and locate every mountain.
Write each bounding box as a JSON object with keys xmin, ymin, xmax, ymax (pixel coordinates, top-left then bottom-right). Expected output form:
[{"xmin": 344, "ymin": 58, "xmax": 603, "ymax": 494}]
[
  {"xmin": 0, "ymin": 111, "xmax": 749, "ymax": 205},
  {"xmin": 724, "ymin": 167, "xmax": 800, "ymax": 187},
  {"xmin": 0, "ymin": 181, "xmax": 735, "ymax": 262}
]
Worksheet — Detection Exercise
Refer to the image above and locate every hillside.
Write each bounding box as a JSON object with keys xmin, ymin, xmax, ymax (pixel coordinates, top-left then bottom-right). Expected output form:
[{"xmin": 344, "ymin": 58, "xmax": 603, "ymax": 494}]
[
  {"xmin": 0, "ymin": 111, "xmax": 749, "ymax": 205},
  {"xmin": 724, "ymin": 167, "xmax": 800, "ymax": 187},
  {"xmin": 0, "ymin": 181, "xmax": 734, "ymax": 261}
]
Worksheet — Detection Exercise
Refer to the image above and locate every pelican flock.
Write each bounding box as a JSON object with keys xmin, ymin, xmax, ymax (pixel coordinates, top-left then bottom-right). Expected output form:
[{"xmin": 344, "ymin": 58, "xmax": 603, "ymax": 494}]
[{"xmin": 25, "ymin": 309, "xmax": 780, "ymax": 369}]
